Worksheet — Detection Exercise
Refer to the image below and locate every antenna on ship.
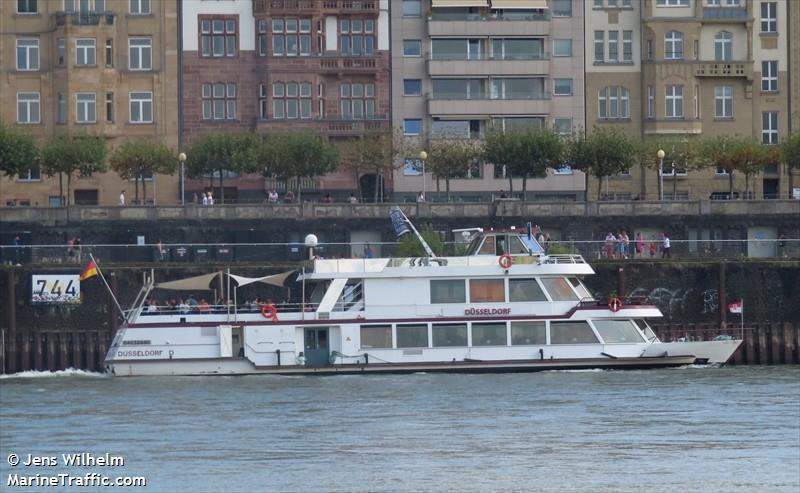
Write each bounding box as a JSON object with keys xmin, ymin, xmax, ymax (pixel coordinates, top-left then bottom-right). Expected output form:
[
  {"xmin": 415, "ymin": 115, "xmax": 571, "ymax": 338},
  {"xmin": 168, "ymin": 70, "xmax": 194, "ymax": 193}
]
[{"xmin": 390, "ymin": 206, "xmax": 436, "ymax": 258}]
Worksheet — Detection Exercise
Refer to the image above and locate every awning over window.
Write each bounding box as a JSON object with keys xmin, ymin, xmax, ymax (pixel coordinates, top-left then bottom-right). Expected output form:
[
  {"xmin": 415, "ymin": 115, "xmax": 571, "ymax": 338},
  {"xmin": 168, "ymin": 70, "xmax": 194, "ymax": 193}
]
[
  {"xmin": 431, "ymin": 0, "xmax": 490, "ymax": 8},
  {"xmin": 491, "ymin": 0, "xmax": 549, "ymax": 9}
]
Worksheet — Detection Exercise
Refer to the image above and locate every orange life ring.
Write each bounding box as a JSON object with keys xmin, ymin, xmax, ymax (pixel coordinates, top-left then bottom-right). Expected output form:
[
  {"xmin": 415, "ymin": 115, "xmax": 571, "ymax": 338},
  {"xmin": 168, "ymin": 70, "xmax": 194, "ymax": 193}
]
[
  {"xmin": 261, "ymin": 303, "xmax": 279, "ymax": 322},
  {"xmin": 608, "ymin": 297, "xmax": 623, "ymax": 312},
  {"xmin": 499, "ymin": 254, "xmax": 513, "ymax": 269}
]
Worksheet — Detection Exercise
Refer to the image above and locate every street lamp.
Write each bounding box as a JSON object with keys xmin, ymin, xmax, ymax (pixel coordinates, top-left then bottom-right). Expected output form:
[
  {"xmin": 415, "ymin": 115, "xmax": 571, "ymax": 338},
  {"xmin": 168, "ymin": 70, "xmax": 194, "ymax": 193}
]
[
  {"xmin": 657, "ymin": 149, "xmax": 666, "ymax": 201},
  {"xmin": 418, "ymin": 150, "xmax": 428, "ymax": 201},
  {"xmin": 178, "ymin": 152, "xmax": 187, "ymax": 206}
]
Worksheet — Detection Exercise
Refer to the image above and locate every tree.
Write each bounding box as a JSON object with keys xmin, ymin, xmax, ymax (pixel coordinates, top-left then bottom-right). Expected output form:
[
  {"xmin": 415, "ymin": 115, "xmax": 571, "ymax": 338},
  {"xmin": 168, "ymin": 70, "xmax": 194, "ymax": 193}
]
[
  {"xmin": 264, "ymin": 133, "xmax": 338, "ymax": 202},
  {"xmin": 782, "ymin": 132, "xmax": 800, "ymax": 198},
  {"xmin": 41, "ymin": 134, "xmax": 107, "ymax": 205},
  {"xmin": 395, "ymin": 226, "xmax": 445, "ymax": 257},
  {"xmin": 483, "ymin": 127, "xmax": 565, "ymax": 201},
  {"xmin": 185, "ymin": 133, "xmax": 259, "ymax": 204},
  {"xmin": 427, "ymin": 138, "xmax": 482, "ymax": 201},
  {"xmin": 699, "ymin": 136, "xmax": 771, "ymax": 198},
  {"xmin": 568, "ymin": 127, "xmax": 636, "ymax": 200},
  {"xmin": 0, "ymin": 122, "xmax": 38, "ymax": 178},
  {"xmin": 109, "ymin": 140, "xmax": 177, "ymax": 204},
  {"xmin": 337, "ymin": 129, "xmax": 395, "ymax": 202},
  {"xmin": 637, "ymin": 136, "xmax": 704, "ymax": 200}
]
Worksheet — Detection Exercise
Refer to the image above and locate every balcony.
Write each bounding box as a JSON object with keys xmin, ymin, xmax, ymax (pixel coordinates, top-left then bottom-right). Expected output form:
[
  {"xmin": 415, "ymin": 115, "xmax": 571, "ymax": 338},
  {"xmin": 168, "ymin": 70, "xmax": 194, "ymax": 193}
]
[
  {"xmin": 427, "ymin": 57, "xmax": 549, "ymax": 77},
  {"xmin": 427, "ymin": 97, "xmax": 550, "ymax": 117},
  {"xmin": 319, "ymin": 56, "xmax": 378, "ymax": 74},
  {"xmin": 702, "ymin": 7, "xmax": 749, "ymax": 22},
  {"xmin": 256, "ymin": 116, "xmax": 389, "ymax": 136},
  {"xmin": 55, "ymin": 11, "xmax": 115, "ymax": 26},
  {"xmin": 694, "ymin": 62, "xmax": 752, "ymax": 79},
  {"xmin": 253, "ymin": 0, "xmax": 378, "ymax": 14},
  {"xmin": 428, "ymin": 16, "xmax": 549, "ymax": 37}
]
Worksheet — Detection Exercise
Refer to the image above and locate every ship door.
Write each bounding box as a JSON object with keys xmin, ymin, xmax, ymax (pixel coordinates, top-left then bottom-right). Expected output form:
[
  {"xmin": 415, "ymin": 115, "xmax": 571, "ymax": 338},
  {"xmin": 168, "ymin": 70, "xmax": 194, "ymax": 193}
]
[
  {"xmin": 231, "ymin": 326, "xmax": 243, "ymax": 358},
  {"xmin": 304, "ymin": 328, "xmax": 329, "ymax": 367}
]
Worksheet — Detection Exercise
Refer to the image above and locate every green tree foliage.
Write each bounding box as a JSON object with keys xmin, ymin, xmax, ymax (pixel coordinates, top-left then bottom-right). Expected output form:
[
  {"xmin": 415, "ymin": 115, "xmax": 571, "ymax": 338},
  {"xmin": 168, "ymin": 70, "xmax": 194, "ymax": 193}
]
[
  {"xmin": 0, "ymin": 122, "xmax": 39, "ymax": 178},
  {"xmin": 109, "ymin": 140, "xmax": 177, "ymax": 204},
  {"xmin": 699, "ymin": 136, "xmax": 773, "ymax": 197},
  {"xmin": 395, "ymin": 226, "xmax": 445, "ymax": 257},
  {"xmin": 568, "ymin": 127, "xmax": 636, "ymax": 200},
  {"xmin": 262, "ymin": 133, "xmax": 338, "ymax": 202},
  {"xmin": 484, "ymin": 127, "xmax": 565, "ymax": 200},
  {"xmin": 427, "ymin": 138, "xmax": 482, "ymax": 201},
  {"xmin": 41, "ymin": 134, "xmax": 107, "ymax": 205},
  {"xmin": 186, "ymin": 133, "xmax": 260, "ymax": 203},
  {"xmin": 782, "ymin": 132, "xmax": 800, "ymax": 197},
  {"xmin": 636, "ymin": 136, "xmax": 704, "ymax": 200},
  {"xmin": 337, "ymin": 129, "xmax": 395, "ymax": 201}
]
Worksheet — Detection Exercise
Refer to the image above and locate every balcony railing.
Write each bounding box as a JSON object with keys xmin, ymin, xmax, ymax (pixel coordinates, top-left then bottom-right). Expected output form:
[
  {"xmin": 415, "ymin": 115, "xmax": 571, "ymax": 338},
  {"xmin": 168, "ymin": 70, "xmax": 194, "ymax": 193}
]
[
  {"xmin": 319, "ymin": 56, "xmax": 377, "ymax": 72},
  {"xmin": 429, "ymin": 11, "xmax": 549, "ymax": 22},
  {"xmin": 694, "ymin": 62, "xmax": 752, "ymax": 78},
  {"xmin": 54, "ymin": 11, "xmax": 115, "ymax": 26},
  {"xmin": 702, "ymin": 7, "xmax": 748, "ymax": 20},
  {"xmin": 255, "ymin": 0, "xmax": 377, "ymax": 12}
]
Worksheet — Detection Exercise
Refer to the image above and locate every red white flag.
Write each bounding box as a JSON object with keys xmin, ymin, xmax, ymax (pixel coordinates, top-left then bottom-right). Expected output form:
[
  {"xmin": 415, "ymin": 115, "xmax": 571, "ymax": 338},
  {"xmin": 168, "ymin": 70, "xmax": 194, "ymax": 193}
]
[{"xmin": 728, "ymin": 300, "xmax": 743, "ymax": 314}]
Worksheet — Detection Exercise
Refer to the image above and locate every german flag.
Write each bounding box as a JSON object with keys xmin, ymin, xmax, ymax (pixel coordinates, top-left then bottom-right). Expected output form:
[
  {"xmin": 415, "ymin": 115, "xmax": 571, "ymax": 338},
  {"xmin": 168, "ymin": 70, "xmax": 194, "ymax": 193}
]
[{"xmin": 80, "ymin": 260, "xmax": 98, "ymax": 281}]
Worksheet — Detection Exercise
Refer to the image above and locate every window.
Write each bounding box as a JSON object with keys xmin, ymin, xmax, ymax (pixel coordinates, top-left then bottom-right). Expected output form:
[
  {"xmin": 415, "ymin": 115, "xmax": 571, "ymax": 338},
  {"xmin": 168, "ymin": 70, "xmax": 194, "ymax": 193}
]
[
  {"xmin": 762, "ymin": 111, "xmax": 778, "ymax": 144},
  {"xmin": 129, "ymin": 92, "xmax": 153, "ymax": 123},
  {"xmin": 17, "ymin": 0, "xmax": 38, "ymax": 13},
  {"xmin": 396, "ymin": 324, "xmax": 428, "ymax": 348},
  {"xmin": 553, "ymin": 79, "xmax": 572, "ymax": 96},
  {"xmin": 403, "ymin": 39, "xmax": 422, "ymax": 57},
  {"xmin": 761, "ymin": 2, "xmax": 777, "ymax": 33},
  {"xmin": 714, "ymin": 86, "xmax": 732, "ymax": 118},
  {"xmin": 656, "ymin": 0, "xmax": 689, "ymax": 5},
  {"xmin": 259, "ymin": 84, "xmax": 268, "ymax": 119},
  {"xmin": 552, "ymin": 0, "xmax": 572, "ymax": 16},
  {"xmin": 471, "ymin": 323, "xmax": 507, "ymax": 346},
  {"xmin": 432, "ymin": 324, "xmax": 468, "ymax": 347},
  {"xmin": 76, "ymin": 39, "xmax": 96, "ymax": 66},
  {"xmin": 761, "ymin": 61, "xmax": 778, "ymax": 92},
  {"xmin": 271, "ymin": 18, "xmax": 312, "ymax": 57},
  {"xmin": 491, "ymin": 78, "xmax": 546, "ymax": 100},
  {"xmin": 340, "ymin": 82, "xmax": 374, "ymax": 120},
  {"xmin": 403, "ymin": 79, "xmax": 422, "ymax": 96},
  {"xmin": 550, "ymin": 321, "xmax": 599, "ymax": 344},
  {"xmin": 17, "ymin": 165, "xmax": 41, "ymax": 181},
  {"xmin": 646, "ymin": 39, "xmax": 654, "ymax": 60},
  {"xmin": 592, "ymin": 320, "xmax": 644, "ymax": 343},
  {"xmin": 201, "ymin": 83, "xmax": 237, "ymax": 120},
  {"xmin": 403, "ymin": 119, "xmax": 422, "ymax": 136},
  {"xmin": 16, "ymin": 39, "xmax": 39, "ymax": 71},
  {"xmin": 402, "ymin": 0, "xmax": 421, "ymax": 17},
  {"xmin": 540, "ymin": 278, "xmax": 578, "ymax": 301},
  {"xmin": 647, "ymin": 85, "xmax": 655, "ymax": 118},
  {"xmin": 622, "ymin": 31, "xmax": 633, "ymax": 62},
  {"xmin": 200, "ymin": 18, "xmax": 236, "ymax": 57},
  {"xmin": 105, "ymin": 38, "xmax": 113, "ymax": 67},
  {"xmin": 271, "ymin": 81, "xmax": 310, "ymax": 120},
  {"xmin": 469, "ymin": 279, "xmax": 505, "ymax": 303},
  {"xmin": 511, "ymin": 321, "xmax": 546, "ymax": 345},
  {"xmin": 128, "ymin": 38, "xmax": 152, "ymax": 70},
  {"xmin": 594, "ymin": 31, "xmax": 604, "ymax": 63},
  {"xmin": 492, "ymin": 38, "xmax": 544, "ymax": 60},
  {"xmin": 608, "ymin": 31, "xmax": 618, "ymax": 62},
  {"xmin": 57, "ymin": 38, "xmax": 66, "ymax": 66},
  {"xmin": 665, "ymin": 85, "xmax": 684, "ymax": 118},
  {"xmin": 430, "ymin": 280, "xmax": 465, "ymax": 304},
  {"xmin": 258, "ymin": 20, "xmax": 268, "ymax": 56},
  {"xmin": 665, "ymin": 31, "xmax": 683, "ymax": 60},
  {"xmin": 553, "ymin": 118, "xmax": 572, "ymax": 135},
  {"xmin": 57, "ymin": 93, "xmax": 67, "ymax": 124},
  {"xmin": 714, "ymin": 31, "xmax": 732, "ymax": 61},
  {"xmin": 598, "ymin": 86, "xmax": 630, "ymax": 119},
  {"xmin": 129, "ymin": 0, "xmax": 150, "ymax": 15},
  {"xmin": 509, "ymin": 279, "xmax": 547, "ymax": 302},
  {"xmin": 102, "ymin": 92, "xmax": 113, "ymax": 123},
  {"xmin": 17, "ymin": 92, "xmax": 40, "ymax": 124},
  {"xmin": 340, "ymin": 19, "xmax": 374, "ymax": 56},
  {"xmin": 553, "ymin": 39, "xmax": 572, "ymax": 57},
  {"xmin": 360, "ymin": 325, "xmax": 392, "ymax": 349},
  {"xmin": 76, "ymin": 93, "xmax": 97, "ymax": 123},
  {"xmin": 567, "ymin": 277, "xmax": 592, "ymax": 299}
]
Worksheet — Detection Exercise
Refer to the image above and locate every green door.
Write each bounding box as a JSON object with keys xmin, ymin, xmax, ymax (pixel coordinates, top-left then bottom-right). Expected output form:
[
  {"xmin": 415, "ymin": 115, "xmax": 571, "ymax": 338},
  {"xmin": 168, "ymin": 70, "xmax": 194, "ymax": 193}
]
[{"xmin": 304, "ymin": 328, "xmax": 329, "ymax": 367}]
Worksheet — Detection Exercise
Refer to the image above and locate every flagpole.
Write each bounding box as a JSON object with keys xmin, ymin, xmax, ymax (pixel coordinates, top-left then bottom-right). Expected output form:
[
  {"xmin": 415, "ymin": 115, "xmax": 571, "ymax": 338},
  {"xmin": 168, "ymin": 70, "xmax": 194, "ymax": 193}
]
[
  {"xmin": 89, "ymin": 253, "xmax": 126, "ymax": 322},
  {"xmin": 396, "ymin": 207, "xmax": 436, "ymax": 258}
]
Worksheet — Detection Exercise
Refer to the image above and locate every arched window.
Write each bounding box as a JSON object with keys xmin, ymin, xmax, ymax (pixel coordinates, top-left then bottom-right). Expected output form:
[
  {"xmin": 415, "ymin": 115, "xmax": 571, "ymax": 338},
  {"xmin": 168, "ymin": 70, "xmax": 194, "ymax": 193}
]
[
  {"xmin": 598, "ymin": 86, "xmax": 630, "ymax": 120},
  {"xmin": 665, "ymin": 31, "xmax": 683, "ymax": 60},
  {"xmin": 714, "ymin": 31, "xmax": 732, "ymax": 61}
]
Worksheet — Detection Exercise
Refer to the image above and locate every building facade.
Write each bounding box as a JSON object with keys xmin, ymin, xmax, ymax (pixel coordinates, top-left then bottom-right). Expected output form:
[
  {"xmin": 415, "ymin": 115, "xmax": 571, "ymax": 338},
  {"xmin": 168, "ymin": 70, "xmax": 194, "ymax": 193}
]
[
  {"xmin": 586, "ymin": 0, "xmax": 793, "ymax": 200},
  {"xmin": 0, "ymin": 0, "xmax": 179, "ymax": 207},
  {"xmin": 390, "ymin": 0, "xmax": 587, "ymax": 202},
  {"xmin": 180, "ymin": 0, "xmax": 392, "ymax": 203}
]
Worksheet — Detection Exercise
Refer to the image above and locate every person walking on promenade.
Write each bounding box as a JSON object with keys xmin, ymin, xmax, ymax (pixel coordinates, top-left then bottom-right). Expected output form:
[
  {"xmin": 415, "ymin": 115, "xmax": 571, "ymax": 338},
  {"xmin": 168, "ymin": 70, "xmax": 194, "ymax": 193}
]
[
  {"xmin": 661, "ymin": 233, "xmax": 671, "ymax": 258},
  {"xmin": 635, "ymin": 232, "xmax": 645, "ymax": 258},
  {"xmin": 604, "ymin": 232, "xmax": 616, "ymax": 259},
  {"xmin": 119, "ymin": 190, "xmax": 126, "ymax": 206}
]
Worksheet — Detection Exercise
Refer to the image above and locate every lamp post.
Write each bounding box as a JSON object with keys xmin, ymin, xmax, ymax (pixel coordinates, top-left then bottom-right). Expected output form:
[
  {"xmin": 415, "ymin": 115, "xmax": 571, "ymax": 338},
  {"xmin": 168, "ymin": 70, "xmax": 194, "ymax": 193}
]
[
  {"xmin": 418, "ymin": 150, "xmax": 427, "ymax": 201},
  {"xmin": 657, "ymin": 149, "xmax": 666, "ymax": 201},
  {"xmin": 178, "ymin": 152, "xmax": 187, "ymax": 206}
]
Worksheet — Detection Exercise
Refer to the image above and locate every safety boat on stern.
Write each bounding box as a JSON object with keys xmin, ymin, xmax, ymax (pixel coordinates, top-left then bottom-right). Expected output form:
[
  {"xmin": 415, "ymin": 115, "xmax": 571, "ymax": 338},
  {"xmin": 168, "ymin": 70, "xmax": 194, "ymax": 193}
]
[{"xmin": 105, "ymin": 214, "xmax": 741, "ymax": 376}]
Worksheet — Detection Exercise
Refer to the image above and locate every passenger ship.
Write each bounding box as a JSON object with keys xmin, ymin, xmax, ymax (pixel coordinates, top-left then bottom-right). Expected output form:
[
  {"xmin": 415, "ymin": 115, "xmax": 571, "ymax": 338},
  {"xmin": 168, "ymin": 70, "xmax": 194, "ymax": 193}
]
[{"xmin": 105, "ymin": 225, "xmax": 741, "ymax": 377}]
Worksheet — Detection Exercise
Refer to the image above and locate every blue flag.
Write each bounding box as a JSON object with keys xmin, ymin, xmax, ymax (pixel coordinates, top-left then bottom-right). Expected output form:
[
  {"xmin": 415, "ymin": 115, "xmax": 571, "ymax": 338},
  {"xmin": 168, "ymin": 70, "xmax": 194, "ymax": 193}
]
[{"xmin": 390, "ymin": 207, "xmax": 410, "ymax": 237}]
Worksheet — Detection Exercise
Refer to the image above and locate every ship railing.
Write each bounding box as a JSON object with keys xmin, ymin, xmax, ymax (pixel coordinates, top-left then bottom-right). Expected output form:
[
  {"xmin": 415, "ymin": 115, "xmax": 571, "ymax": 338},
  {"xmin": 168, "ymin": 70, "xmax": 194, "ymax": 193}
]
[
  {"xmin": 135, "ymin": 300, "xmax": 369, "ymax": 317},
  {"xmin": 578, "ymin": 295, "xmax": 651, "ymax": 308},
  {"xmin": 541, "ymin": 254, "xmax": 587, "ymax": 265}
]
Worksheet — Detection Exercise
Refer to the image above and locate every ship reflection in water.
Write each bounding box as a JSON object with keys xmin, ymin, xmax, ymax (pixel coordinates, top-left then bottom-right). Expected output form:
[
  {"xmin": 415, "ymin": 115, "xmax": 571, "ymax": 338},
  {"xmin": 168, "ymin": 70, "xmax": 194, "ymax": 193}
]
[{"xmin": 0, "ymin": 366, "xmax": 798, "ymax": 493}]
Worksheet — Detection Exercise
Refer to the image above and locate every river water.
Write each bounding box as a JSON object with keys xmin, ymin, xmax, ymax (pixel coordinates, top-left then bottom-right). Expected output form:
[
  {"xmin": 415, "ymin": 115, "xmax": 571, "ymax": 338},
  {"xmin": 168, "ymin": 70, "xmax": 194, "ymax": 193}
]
[{"xmin": 1, "ymin": 366, "xmax": 798, "ymax": 493}]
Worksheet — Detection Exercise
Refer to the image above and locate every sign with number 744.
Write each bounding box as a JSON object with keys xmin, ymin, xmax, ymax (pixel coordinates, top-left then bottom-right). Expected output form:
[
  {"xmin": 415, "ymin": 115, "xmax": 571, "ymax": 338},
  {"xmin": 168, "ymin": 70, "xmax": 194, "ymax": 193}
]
[{"xmin": 31, "ymin": 274, "xmax": 81, "ymax": 304}]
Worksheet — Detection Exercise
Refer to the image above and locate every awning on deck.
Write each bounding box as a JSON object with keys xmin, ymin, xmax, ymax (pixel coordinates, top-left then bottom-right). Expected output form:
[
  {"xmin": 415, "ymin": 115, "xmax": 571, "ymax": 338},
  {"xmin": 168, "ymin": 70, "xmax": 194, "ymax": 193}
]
[{"xmin": 155, "ymin": 272, "xmax": 223, "ymax": 291}]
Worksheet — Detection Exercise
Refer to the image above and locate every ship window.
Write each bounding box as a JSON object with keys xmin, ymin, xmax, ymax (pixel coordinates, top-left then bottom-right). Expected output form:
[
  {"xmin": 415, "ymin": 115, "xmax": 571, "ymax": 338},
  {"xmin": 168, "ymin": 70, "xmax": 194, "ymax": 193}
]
[
  {"xmin": 592, "ymin": 320, "xmax": 644, "ymax": 343},
  {"xmin": 508, "ymin": 235, "xmax": 527, "ymax": 254},
  {"xmin": 633, "ymin": 319, "xmax": 658, "ymax": 341},
  {"xmin": 511, "ymin": 321, "xmax": 546, "ymax": 345},
  {"xmin": 478, "ymin": 237, "xmax": 495, "ymax": 255},
  {"xmin": 430, "ymin": 279, "xmax": 466, "ymax": 303},
  {"xmin": 549, "ymin": 321, "xmax": 599, "ymax": 344},
  {"xmin": 495, "ymin": 236, "xmax": 508, "ymax": 255},
  {"xmin": 360, "ymin": 324, "xmax": 392, "ymax": 348},
  {"xmin": 432, "ymin": 323, "xmax": 468, "ymax": 347},
  {"xmin": 567, "ymin": 277, "xmax": 592, "ymax": 299},
  {"xmin": 469, "ymin": 279, "xmax": 505, "ymax": 303},
  {"xmin": 509, "ymin": 278, "xmax": 547, "ymax": 302},
  {"xmin": 397, "ymin": 324, "xmax": 428, "ymax": 348},
  {"xmin": 471, "ymin": 322, "xmax": 508, "ymax": 346},
  {"xmin": 540, "ymin": 277, "xmax": 579, "ymax": 301}
]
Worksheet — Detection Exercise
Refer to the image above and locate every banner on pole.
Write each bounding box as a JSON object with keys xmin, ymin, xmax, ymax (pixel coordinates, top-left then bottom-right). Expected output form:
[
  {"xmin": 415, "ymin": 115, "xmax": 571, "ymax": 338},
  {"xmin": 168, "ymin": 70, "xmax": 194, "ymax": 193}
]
[{"xmin": 727, "ymin": 300, "xmax": 743, "ymax": 314}]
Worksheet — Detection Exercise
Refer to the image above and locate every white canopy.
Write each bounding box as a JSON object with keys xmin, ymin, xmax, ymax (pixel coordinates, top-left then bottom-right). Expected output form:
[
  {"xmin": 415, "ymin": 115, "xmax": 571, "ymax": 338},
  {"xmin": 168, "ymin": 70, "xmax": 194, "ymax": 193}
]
[
  {"xmin": 155, "ymin": 272, "xmax": 222, "ymax": 291},
  {"xmin": 228, "ymin": 271, "xmax": 296, "ymax": 288}
]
